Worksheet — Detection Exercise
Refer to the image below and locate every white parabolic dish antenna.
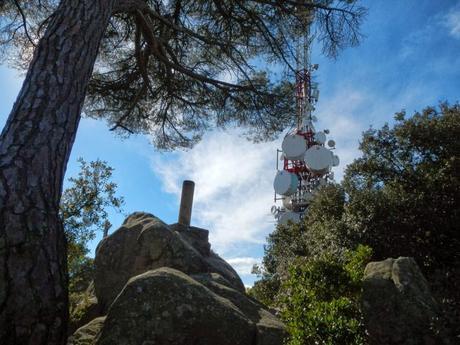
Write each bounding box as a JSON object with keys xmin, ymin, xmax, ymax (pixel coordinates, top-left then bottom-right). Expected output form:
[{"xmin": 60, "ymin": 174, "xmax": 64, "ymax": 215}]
[
  {"xmin": 304, "ymin": 145, "xmax": 332, "ymax": 174},
  {"xmin": 282, "ymin": 196, "xmax": 294, "ymax": 210},
  {"xmin": 281, "ymin": 134, "xmax": 307, "ymax": 160},
  {"xmin": 332, "ymin": 155, "xmax": 340, "ymax": 167},
  {"xmin": 273, "ymin": 171, "xmax": 299, "ymax": 196},
  {"xmin": 314, "ymin": 132, "xmax": 327, "ymax": 144},
  {"xmin": 279, "ymin": 211, "xmax": 301, "ymax": 225}
]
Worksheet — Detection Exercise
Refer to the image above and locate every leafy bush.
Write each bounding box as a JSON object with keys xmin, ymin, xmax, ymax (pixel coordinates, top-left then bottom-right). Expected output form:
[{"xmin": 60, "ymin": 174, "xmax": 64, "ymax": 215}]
[{"xmin": 281, "ymin": 245, "xmax": 372, "ymax": 345}]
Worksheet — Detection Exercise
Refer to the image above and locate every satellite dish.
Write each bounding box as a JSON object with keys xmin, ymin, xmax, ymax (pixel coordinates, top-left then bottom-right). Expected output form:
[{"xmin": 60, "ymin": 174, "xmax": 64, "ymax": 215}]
[
  {"xmin": 311, "ymin": 115, "xmax": 318, "ymax": 122},
  {"xmin": 282, "ymin": 196, "xmax": 294, "ymax": 210},
  {"xmin": 270, "ymin": 205, "xmax": 279, "ymax": 215},
  {"xmin": 282, "ymin": 134, "xmax": 307, "ymax": 160},
  {"xmin": 327, "ymin": 139, "xmax": 336, "ymax": 148},
  {"xmin": 314, "ymin": 132, "xmax": 327, "ymax": 145},
  {"xmin": 278, "ymin": 211, "xmax": 301, "ymax": 225},
  {"xmin": 304, "ymin": 145, "xmax": 333, "ymax": 174},
  {"xmin": 332, "ymin": 155, "xmax": 340, "ymax": 167},
  {"xmin": 273, "ymin": 171, "xmax": 299, "ymax": 196}
]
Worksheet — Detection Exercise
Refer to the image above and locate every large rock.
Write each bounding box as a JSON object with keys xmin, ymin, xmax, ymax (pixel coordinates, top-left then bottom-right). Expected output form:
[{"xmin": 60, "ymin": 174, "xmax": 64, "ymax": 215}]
[
  {"xmin": 97, "ymin": 268, "xmax": 277, "ymax": 345},
  {"xmin": 73, "ymin": 212, "xmax": 285, "ymax": 344},
  {"xmin": 362, "ymin": 257, "xmax": 450, "ymax": 345},
  {"xmin": 67, "ymin": 317, "xmax": 105, "ymax": 345},
  {"xmin": 191, "ymin": 272, "xmax": 286, "ymax": 345},
  {"xmin": 94, "ymin": 212, "xmax": 244, "ymax": 310}
]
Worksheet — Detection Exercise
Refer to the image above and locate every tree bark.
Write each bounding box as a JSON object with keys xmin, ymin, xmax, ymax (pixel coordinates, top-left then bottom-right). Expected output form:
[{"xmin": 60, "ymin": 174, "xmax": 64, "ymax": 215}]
[{"xmin": 0, "ymin": 0, "xmax": 115, "ymax": 344}]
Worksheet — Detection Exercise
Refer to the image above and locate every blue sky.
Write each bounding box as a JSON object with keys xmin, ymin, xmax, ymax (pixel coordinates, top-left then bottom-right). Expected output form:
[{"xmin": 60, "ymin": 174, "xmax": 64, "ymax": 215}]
[{"xmin": 0, "ymin": 1, "xmax": 459, "ymax": 286}]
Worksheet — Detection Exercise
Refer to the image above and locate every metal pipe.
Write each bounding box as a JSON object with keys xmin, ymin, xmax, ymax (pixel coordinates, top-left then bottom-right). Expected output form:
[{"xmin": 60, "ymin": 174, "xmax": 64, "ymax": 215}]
[{"xmin": 178, "ymin": 180, "xmax": 195, "ymax": 226}]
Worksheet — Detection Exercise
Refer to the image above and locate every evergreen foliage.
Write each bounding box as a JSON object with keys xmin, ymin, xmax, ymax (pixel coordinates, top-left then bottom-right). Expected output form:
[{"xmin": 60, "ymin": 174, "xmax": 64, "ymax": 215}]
[
  {"xmin": 281, "ymin": 246, "xmax": 371, "ymax": 345},
  {"xmin": 60, "ymin": 158, "xmax": 124, "ymax": 294},
  {"xmin": 344, "ymin": 104, "xmax": 460, "ymax": 279},
  {"xmin": 1, "ymin": 0, "xmax": 366, "ymax": 149}
]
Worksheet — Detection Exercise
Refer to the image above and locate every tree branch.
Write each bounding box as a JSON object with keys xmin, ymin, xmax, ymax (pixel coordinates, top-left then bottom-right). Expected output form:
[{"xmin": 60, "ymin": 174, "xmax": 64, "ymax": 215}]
[
  {"xmin": 12, "ymin": 0, "xmax": 36, "ymax": 47},
  {"xmin": 135, "ymin": 9, "xmax": 253, "ymax": 92}
]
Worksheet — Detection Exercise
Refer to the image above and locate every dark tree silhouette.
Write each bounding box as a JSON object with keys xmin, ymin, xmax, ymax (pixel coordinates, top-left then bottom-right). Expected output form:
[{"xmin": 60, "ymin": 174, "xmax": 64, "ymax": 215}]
[{"xmin": 0, "ymin": 0, "xmax": 366, "ymax": 343}]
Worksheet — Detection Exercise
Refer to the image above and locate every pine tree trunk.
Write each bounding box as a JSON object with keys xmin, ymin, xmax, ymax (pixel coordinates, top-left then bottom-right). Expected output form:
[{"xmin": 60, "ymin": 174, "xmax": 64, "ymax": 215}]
[{"xmin": 0, "ymin": 0, "xmax": 115, "ymax": 344}]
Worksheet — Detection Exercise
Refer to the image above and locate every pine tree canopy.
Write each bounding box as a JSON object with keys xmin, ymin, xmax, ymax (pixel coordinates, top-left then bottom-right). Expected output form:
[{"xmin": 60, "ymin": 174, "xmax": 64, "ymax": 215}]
[{"xmin": 1, "ymin": 0, "xmax": 366, "ymax": 149}]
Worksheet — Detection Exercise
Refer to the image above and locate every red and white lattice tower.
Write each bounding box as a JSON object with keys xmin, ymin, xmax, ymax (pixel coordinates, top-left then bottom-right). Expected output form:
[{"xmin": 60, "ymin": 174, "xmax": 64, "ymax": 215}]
[{"xmin": 271, "ymin": 6, "xmax": 340, "ymax": 225}]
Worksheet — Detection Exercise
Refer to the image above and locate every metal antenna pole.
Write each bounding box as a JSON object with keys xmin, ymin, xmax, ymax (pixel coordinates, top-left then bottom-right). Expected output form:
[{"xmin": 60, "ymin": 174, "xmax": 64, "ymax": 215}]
[{"xmin": 295, "ymin": 5, "xmax": 315, "ymax": 132}]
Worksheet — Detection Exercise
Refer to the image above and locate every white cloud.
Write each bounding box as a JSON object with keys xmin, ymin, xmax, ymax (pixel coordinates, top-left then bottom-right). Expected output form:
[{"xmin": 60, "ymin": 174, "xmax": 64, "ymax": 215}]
[
  {"xmin": 398, "ymin": 22, "xmax": 435, "ymax": 60},
  {"xmin": 152, "ymin": 129, "xmax": 281, "ymax": 255},
  {"xmin": 226, "ymin": 257, "xmax": 261, "ymax": 275},
  {"xmin": 444, "ymin": 5, "xmax": 460, "ymax": 39},
  {"xmin": 315, "ymin": 88, "xmax": 368, "ymax": 180},
  {"xmin": 314, "ymin": 79, "xmax": 440, "ymax": 181},
  {"xmin": 399, "ymin": 4, "xmax": 460, "ymax": 61}
]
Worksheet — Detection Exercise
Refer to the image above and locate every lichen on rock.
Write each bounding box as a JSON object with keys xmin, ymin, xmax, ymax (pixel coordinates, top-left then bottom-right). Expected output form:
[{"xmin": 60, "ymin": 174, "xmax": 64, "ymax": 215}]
[
  {"xmin": 67, "ymin": 317, "xmax": 105, "ymax": 345},
  {"xmin": 97, "ymin": 268, "xmax": 256, "ymax": 345},
  {"xmin": 68, "ymin": 212, "xmax": 285, "ymax": 345},
  {"xmin": 363, "ymin": 257, "xmax": 451, "ymax": 345},
  {"xmin": 94, "ymin": 212, "xmax": 245, "ymax": 311}
]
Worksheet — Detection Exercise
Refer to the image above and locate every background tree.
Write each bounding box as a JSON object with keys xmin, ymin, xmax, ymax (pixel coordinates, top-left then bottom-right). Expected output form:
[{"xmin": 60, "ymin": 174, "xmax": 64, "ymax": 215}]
[
  {"xmin": 59, "ymin": 158, "xmax": 124, "ymax": 334},
  {"xmin": 251, "ymin": 103, "xmax": 460, "ymax": 340},
  {"xmin": 343, "ymin": 103, "xmax": 460, "ymax": 335},
  {"xmin": 0, "ymin": 1, "xmax": 366, "ymax": 343},
  {"xmin": 60, "ymin": 158, "xmax": 124, "ymax": 294}
]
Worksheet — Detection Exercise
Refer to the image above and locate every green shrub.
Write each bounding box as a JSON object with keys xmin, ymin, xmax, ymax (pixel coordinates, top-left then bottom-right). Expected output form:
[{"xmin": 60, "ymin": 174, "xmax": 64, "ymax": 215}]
[{"xmin": 281, "ymin": 245, "xmax": 372, "ymax": 345}]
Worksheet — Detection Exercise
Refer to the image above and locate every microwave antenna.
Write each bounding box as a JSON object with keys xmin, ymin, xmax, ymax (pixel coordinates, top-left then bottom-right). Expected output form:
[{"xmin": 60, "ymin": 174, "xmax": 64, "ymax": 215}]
[{"xmin": 271, "ymin": 4, "xmax": 340, "ymax": 225}]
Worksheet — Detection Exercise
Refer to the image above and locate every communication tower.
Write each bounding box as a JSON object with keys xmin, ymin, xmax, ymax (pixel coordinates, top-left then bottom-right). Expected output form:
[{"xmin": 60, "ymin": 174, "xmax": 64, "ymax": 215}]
[{"xmin": 271, "ymin": 6, "xmax": 340, "ymax": 225}]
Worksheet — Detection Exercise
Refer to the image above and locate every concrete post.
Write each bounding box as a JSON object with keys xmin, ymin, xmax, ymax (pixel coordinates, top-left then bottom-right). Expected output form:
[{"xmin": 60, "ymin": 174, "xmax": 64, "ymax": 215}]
[{"xmin": 178, "ymin": 180, "xmax": 195, "ymax": 226}]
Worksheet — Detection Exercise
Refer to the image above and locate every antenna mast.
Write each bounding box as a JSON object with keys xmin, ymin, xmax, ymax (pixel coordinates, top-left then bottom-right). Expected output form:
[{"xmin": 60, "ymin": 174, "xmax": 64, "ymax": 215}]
[
  {"xmin": 295, "ymin": 5, "xmax": 315, "ymax": 131},
  {"xmin": 271, "ymin": 3, "xmax": 340, "ymax": 225}
]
